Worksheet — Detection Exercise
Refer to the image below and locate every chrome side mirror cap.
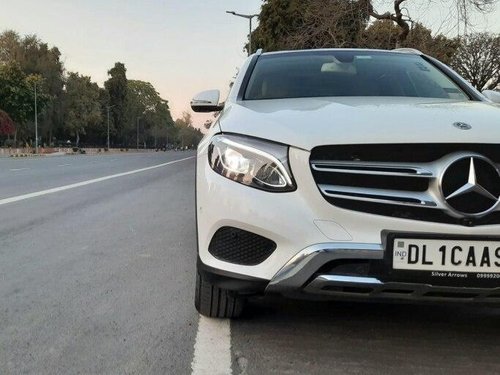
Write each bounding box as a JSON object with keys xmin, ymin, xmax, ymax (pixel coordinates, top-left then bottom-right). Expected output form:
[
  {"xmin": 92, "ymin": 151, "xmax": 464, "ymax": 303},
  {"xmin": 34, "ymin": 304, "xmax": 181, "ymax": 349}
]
[
  {"xmin": 191, "ymin": 90, "xmax": 224, "ymax": 112},
  {"xmin": 482, "ymin": 90, "xmax": 500, "ymax": 104}
]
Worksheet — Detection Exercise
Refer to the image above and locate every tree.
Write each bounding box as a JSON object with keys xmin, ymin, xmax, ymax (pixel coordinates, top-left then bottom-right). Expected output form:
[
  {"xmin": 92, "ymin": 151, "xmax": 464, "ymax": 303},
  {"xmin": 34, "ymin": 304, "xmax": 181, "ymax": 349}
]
[
  {"xmin": 249, "ymin": 0, "xmax": 304, "ymax": 52},
  {"xmin": 362, "ymin": 20, "xmax": 459, "ymax": 63},
  {"xmin": 0, "ymin": 30, "xmax": 22, "ymax": 62},
  {"xmin": 0, "ymin": 63, "xmax": 48, "ymax": 124},
  {"xmin": 451, "ymin": 32, "xmax": 500, "ymax": 90},
  {"xmin": 0, "ymin": 30, "xmax": 65, "ymax": 144},
  {"xmin": 404, "ymin": 23, "xmax": 459, "ymax": 64},
  {"xmin": 364, "ymin": 0, "xmax": 498, "ymax": 47},
  {"xmin": 63, "ymin": 73, "xmax": 102, "ymax": 146},
  {"xmin": 251, "ymin": 1, "xmax": 498, "ymax": 52},
  {"xmin": 285, "ymin": 0, "xmax": 369, "ymax": 49},
  {"xmin": 150, "ymin": 100, "xmax": 175, "ymax": 148},
  {"xmin": 125, "ymin": 80, "xmax": 174, "ymax": 147},
  {"xmin": 0, "ymin": 62, "xmax": 49, "ymax": 145},
  {"xmin": 0, "ymin": 110, "xmax": 15, "ymax": 137},
  {"xmin": 0, "ymin": 63, "xmax": 34, "ymax": 124},
  {"xmin": 104, "ymin": 63, "xmax": 127, "ymax": 144},
  {"xmin": 174, "ymin": 112, "xmax": 203, "ymax": 148},
  {"xmin": 250, "ymin": 0, "xmax": 369, "ymax": 52},
  {"xmin": 250, "ymin": 1, "xmax": 462, "ymax": 61}
]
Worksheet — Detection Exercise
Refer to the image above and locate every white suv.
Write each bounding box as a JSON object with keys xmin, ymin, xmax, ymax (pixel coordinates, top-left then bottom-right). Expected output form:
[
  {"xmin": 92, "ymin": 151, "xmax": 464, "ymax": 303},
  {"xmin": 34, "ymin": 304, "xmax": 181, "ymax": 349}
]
[{"xmin": 192, "ymin": 48, "xmax": 500, "ymax": 318}]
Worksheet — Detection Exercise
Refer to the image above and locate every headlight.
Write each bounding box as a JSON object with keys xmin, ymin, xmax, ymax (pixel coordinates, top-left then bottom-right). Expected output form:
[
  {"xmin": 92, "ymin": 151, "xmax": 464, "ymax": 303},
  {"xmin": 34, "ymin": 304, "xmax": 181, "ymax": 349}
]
[{"xmin": 208, "ymin": 134, "xmax": 296, "ymax": 192}]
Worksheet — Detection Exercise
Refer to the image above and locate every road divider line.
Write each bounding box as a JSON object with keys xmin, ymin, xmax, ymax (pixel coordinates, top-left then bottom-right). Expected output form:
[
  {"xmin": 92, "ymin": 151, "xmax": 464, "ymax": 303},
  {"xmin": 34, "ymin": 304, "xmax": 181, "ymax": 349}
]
[
  {"xmin": 191, "ymin": 316, "xmax": 232, "ymax": 375},
  {"xmin": 0, "ymin": 156, "xmax": 194, "ymax": 206},
  {"xmin": 9, "ymin": 168, "xmax": 29, "ymax": 171}
]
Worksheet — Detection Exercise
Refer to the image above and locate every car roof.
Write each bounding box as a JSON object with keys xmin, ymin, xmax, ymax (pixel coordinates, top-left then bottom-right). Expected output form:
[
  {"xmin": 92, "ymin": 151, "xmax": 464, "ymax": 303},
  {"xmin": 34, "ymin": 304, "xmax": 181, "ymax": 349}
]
[{"xmin": 258, "ymin": 48, "xmax": 423, "ymax": 57}]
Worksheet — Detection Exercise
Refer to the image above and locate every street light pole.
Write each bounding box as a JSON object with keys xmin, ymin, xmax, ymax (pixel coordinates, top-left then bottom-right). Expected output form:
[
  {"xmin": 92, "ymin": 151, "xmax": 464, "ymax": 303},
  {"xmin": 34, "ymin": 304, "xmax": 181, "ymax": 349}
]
[
  {"xmin": 34, "ymin": 81, "xmax": 38, "ymax": 154},
  {"xmin": 249, "ymin": 17, "xmax": 253, "ymax": 54},
  {"xmin": 136, "ymin": 117, "xmax": 140, "ymax": 150},
  {"xmin": 226, "ymin": 11, "xmax": 259, "ymax": 56},
  {"xmin": 106, "ymin": 105, "xmax": 114, "ymax": 150}
]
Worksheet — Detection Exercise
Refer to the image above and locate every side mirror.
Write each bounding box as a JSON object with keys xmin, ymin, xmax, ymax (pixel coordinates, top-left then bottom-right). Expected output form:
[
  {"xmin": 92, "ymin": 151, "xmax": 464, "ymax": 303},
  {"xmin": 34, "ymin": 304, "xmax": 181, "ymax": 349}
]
[
  {"xmin": 482, "ymin": 90, "xmax": 500, "ymax": 104},
  {"xmin": 191, "ymin": 90, "xmax": 224, "ymax": 113}
]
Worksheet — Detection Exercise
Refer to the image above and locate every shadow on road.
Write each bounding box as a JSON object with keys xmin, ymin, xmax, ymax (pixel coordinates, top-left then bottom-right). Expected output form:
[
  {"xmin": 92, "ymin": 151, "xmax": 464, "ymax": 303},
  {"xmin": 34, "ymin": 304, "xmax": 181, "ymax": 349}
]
[{"xmin": 231, "ymin": 296, "xmax": 500, "ymax": 375}]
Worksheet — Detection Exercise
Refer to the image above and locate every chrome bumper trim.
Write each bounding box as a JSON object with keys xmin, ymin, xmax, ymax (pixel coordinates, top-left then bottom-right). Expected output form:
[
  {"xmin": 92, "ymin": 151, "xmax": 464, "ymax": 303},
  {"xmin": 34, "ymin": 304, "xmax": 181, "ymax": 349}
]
[
  {"xmin": 304, "ymin": 274, "xmax": 500, "ymax": 302},
  {"xmin": 266, "ymin": 243, "xmax": 384, "ymax": 292},
  {"xmin": 314, "ymin": 275, "xmax": 383, "ymax": 285}
]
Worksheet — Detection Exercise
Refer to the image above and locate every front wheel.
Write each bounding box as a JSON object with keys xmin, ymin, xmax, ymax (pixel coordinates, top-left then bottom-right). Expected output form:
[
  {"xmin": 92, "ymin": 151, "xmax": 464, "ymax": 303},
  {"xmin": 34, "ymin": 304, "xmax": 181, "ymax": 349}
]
[{"xmin": 195, "ymin": 271, "xmax": 245, "ymax": 318}]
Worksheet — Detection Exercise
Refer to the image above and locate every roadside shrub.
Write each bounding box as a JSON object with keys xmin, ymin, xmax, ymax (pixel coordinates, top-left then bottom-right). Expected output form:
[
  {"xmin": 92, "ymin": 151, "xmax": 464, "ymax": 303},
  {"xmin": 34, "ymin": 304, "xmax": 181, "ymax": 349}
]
[{"xmin": 3, "ymin": 139, "xmax": 15, "ymax": 148}]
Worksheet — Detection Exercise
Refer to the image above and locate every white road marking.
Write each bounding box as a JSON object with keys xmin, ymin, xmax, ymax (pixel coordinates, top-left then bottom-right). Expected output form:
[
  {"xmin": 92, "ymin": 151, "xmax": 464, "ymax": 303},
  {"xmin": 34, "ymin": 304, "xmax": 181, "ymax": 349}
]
[
  {"xmin": 9, "ymin": 168, "xmax": 29, "ymax": 171},
  {"xmin": 57, "ymin": 163, "xmax": 71, "ymax": 167},
  {"xmin": 0, "ymin": 156, "xmax": 194, "ymax": 206},
  {"xmin": 192, "ymin": 316, "xmax": 232, "ymax": 375}
]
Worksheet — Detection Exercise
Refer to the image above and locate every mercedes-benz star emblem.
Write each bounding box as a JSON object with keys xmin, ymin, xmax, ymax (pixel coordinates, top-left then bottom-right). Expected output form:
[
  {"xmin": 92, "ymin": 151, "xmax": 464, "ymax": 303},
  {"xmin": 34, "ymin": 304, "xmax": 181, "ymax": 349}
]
[
  {"xmin": 441, "ymin": 156, "xmax": 500, "ymax": 216},
  {"xmin": 453, "ymin": 122, "xmax": 472, "ymax": 130}
]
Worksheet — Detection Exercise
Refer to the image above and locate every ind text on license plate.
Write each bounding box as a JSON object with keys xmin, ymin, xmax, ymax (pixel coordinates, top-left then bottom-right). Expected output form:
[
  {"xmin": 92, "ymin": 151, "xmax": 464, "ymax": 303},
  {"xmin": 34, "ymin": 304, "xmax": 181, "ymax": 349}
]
[{"xmin": 393, "ymin": 238, "xmax": 500, "ymax": 274}]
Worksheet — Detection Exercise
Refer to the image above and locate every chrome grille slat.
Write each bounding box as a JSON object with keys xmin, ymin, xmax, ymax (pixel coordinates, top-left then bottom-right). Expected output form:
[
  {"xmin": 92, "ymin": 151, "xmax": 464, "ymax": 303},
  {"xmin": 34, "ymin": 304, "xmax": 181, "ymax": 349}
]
[
  {"xmin": 310, "ymin": 145, "xmax": 500, "ymax": 225},
  {"xmin": 318, "ymin": 184, "xmax": 439, "ymax": 208},
  {"xmin": 310, "ymin": 160, "xmax": 434, "ymax": 178}
]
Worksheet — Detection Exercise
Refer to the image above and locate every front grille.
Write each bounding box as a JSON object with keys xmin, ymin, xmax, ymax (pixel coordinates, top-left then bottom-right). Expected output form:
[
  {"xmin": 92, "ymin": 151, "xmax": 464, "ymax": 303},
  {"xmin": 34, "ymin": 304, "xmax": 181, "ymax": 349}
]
[
  {"xmin": 208, "ymin": 227, "xmax": 276, "ymax": 266},
  {"xmin": 312, "ymin": 143, "xmax": 500, "ymax": 163},
  {"xmin": 310, "ymin": 144, "xmax": 500, "ymax": 226}
]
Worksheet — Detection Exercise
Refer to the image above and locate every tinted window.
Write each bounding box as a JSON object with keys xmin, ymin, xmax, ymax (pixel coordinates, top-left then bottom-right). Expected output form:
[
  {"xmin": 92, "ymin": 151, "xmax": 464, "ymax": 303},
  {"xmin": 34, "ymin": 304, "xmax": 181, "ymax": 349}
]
[{"xmin": 244, "ymin": 51, "xmax": 469, "ymax": 101}]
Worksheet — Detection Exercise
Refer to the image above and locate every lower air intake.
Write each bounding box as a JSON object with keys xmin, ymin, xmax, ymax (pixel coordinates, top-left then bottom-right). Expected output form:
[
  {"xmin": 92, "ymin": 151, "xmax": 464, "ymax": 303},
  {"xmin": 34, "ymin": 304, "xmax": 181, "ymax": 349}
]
[{"xmin": 208, "ymin": 227, "xmax": 276, "ymax": 266}]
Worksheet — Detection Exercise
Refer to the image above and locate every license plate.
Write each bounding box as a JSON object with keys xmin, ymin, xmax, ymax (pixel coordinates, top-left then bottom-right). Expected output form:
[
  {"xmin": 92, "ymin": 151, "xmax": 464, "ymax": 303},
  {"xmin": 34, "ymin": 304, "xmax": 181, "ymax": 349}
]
[{"xmin": 393, "ymin": 238, "xmax": 500, "ymax": 274}]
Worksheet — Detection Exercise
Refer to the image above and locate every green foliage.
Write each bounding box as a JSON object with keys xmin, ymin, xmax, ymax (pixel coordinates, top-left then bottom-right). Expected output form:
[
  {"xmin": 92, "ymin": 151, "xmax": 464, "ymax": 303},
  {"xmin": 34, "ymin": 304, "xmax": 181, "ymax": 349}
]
[
  {"xmin": 104, "ymin": 62, "xmax": 128, "ymax": 142},
  {"xmin": 0, "ymin": 30, "xmax": 64, "ymax": 142},
  {"xmin": 63, "ymin": 72, "xmax": 102, "ymax": 145},
  {"xmin": 126, "ymin": 80, "xmax": 163, "ymax": 123},
  {"xmin": 0, "ymin": 29, "xmax": 198, "ymax": 148},
  {"xmin": 250, "ymin": 0, "xmax": 305, "ymax": 52},
  {"xmin": 174, "ymin": 112, "xmax": 203, "ymax": 148},
  {"xmin": 83, "ymin": 87, "xmax": 112, "ymax": 144},
  {"xmin": 125, "ymin": 80, "xmax": 175, "ymax": 147},
  {"xmin": 0, "ymin": 62, "xmax": 48, "ymax": 125}
]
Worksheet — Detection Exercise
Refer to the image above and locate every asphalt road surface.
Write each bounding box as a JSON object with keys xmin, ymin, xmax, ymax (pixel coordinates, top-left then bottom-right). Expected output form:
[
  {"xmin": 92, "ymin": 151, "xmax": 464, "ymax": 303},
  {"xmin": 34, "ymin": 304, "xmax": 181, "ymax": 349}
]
[{"xmin": 0, "ymin": 152, "xmax": 499, "ymax": 375}]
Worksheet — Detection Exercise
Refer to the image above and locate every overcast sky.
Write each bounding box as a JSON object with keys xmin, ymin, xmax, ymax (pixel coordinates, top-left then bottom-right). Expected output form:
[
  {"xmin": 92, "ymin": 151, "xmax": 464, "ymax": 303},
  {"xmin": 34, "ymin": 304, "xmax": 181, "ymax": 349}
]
[{"xmin": 1, "ymin": 0, "xmax": 499, "ymax": 126}]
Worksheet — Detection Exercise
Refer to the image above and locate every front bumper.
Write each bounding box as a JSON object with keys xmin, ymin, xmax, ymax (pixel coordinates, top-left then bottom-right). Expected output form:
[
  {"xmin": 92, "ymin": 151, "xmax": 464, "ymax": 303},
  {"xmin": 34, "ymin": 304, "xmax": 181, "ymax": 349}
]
[
  {"xmin": 197, "ymin": 144, "xmax": 500, "ymax": 303},
  {"xmin": 266, "ymin": 243, "xmax": 500, "ymax": 304}
]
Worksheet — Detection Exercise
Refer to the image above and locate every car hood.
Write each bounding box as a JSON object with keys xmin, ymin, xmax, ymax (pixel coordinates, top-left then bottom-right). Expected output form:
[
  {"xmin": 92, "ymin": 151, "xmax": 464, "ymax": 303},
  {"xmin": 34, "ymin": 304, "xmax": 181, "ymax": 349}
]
[{"xmin": 218, "ymin": 97, "xmax": 500, "ymax": 151}]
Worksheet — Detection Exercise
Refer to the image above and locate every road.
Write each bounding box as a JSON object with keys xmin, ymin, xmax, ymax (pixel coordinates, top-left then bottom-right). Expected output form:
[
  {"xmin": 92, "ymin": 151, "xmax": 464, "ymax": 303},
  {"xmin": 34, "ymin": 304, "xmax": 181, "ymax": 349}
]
[{"xmin": 0, "ymin": 152, "xmax": 499, "ymax": 375}]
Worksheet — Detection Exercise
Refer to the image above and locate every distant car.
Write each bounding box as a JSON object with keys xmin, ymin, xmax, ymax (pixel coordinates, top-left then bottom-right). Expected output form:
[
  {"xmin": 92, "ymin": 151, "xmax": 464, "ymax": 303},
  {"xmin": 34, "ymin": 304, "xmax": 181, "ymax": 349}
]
[{"xmin": 192, "ymin": 48, "xmax": 500, "ymax": 318}]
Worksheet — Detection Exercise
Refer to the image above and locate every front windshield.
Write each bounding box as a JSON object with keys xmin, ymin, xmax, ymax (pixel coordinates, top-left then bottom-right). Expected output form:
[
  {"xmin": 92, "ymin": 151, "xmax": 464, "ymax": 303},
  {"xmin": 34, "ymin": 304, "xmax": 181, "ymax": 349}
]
[{"xmin": 245, "ymin": 51, "xmax": 469, "ymax": 101}]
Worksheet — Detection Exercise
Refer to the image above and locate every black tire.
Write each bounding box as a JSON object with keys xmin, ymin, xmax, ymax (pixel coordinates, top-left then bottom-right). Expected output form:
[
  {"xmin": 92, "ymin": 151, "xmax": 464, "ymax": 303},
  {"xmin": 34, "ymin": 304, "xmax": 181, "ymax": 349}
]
[{"xmin": 195, "ymin": 271, "xmax": 245, "ymax": 318}]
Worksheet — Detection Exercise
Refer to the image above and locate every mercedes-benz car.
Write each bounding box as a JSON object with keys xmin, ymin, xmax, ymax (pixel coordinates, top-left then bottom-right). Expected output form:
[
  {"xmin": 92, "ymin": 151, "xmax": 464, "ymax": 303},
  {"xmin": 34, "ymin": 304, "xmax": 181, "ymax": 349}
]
[{"xmin": 191, "ymin": 48, "xmax": 500, "ymax": 318}]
